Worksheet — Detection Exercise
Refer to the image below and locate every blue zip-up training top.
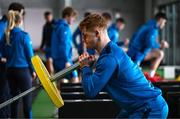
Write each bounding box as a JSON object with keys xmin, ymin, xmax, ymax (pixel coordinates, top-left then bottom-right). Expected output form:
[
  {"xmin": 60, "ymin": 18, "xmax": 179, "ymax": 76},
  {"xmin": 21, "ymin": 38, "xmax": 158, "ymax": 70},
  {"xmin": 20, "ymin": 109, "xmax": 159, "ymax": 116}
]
[
  {"xmin": 127, "ymin": 19, "xmax": 160, "ymax": 64},
  {"xmin": 51, "ymin": 19, "xmax": 72, "ymax": 63},
  {"xmin": 0, "ymin": 15, "xmax": 8, "ymax": 41},
  {"xmin": 0, "ymin": 16, "xmax": 8, "ymax": 60},
  {"xmin": 81, "ymin": 41, "xmax": 161, "ymax": 113},
  {"xmin": 0, "ymin": 27, "xmax": 34, "ymax": 72},
  {"xmin": 108, "ymin": 23, "xmax": 119, "ymax": 43}
]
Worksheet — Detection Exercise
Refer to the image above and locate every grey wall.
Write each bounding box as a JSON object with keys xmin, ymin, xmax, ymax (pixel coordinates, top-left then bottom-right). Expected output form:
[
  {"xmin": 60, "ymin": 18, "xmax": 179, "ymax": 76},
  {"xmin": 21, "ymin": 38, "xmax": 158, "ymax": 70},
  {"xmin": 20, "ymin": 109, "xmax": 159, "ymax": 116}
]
[
  {"xmin": 71, "ymin": 0, "xmax": 145, "ymax": 41},
  {"xmin": 0, "ymin": 0, "xmax": 61, "ymax": 19},
  {"xmin": 156, "ymin": 0, "xmax": 180, "ymax": 5},
  {"xmin": 145, "ymin": 0, "xmax": 180, "ymax": 19},
  {"xmin": 0, "ymin": 0, "xmax": 62, "ymax": 48},
  {"xmin": 0, "ymin": 0, "xmax": 145, "ymax": 48}
]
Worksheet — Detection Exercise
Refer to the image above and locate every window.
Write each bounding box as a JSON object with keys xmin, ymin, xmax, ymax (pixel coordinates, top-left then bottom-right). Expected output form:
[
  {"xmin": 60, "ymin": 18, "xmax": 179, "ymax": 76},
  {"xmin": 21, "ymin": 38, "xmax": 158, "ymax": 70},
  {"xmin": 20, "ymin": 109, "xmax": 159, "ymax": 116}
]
[{"xmin": 159, "ymin": 2, "xmax": 180, "ymax": 65}]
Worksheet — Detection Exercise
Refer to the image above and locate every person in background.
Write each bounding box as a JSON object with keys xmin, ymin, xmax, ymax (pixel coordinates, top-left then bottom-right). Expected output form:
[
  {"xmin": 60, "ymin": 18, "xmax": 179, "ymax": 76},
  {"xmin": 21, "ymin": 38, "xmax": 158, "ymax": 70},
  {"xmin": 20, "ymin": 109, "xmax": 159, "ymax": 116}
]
[
  {"xmin": 108, "ymin": 17, "xmax": 129, "ymax": 52},
  {"xmin": 0, "ymin": 2, "xmax": 25, "ymax": 118},
  {"xmin": 102, "ymin": 12, "xmax": 112, "ymax": 28},
  {"xmin": 0, "ymin": 10, "xmax": 36, "ymax": 118},
  {"xmin": 73, "ymin": 12, "xmax": 96, "ymax": 56},
  {"xmin": 78, "ymin": 13, "xmax": 168, "ymax": 118},
  {"xmin": 127, "ymin": 12, "xmax": 169, "ymax": 82},
  {"xmin": 51, "ymin": 7, "xmax": 79, "ymax": 83},
  {"xmin": 40, "ymin": 11, "xmax": 55, "ymax": 75},
  {"xmin": 73, "ymin": 12, "xmax": 90, "ymax": 56}
]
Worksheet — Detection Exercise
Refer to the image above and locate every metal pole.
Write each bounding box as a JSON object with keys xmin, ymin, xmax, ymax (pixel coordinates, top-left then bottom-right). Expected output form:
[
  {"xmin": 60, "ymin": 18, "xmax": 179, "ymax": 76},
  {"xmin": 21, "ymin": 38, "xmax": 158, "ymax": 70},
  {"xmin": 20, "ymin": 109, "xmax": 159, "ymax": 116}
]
[
  {"xmin": 51, "ymin": 62, "xmax": 80, "ymax": 82},
  {"xmin": 0, "ymin": 85, "xmax": 41, "ymax": 109}
]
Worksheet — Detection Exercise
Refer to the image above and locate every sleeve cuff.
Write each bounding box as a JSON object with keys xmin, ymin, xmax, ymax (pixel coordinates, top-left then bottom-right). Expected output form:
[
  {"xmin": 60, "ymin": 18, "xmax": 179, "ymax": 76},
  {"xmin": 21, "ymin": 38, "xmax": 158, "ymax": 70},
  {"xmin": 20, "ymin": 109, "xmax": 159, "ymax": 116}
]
[{"xmin": 82, "ymin": 66, "xmax": 92, "ymax": 74}]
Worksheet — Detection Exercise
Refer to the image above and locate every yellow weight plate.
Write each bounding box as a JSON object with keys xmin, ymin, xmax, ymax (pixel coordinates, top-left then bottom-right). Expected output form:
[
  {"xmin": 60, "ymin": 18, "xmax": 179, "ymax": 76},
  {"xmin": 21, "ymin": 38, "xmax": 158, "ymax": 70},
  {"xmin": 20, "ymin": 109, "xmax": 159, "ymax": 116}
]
[
  {"xmin": 31, "ymin": 55, "xmax": 64, "ymax": 108},
  {"xmin": 177, "ymin": 76, "xmax": 180, "ymax": 81}
]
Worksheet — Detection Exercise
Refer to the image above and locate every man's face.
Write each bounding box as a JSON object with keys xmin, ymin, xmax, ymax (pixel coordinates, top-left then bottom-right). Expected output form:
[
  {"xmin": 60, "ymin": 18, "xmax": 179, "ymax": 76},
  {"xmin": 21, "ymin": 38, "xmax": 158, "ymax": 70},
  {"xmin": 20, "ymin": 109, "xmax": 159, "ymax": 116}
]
[
  {"xmin": 45, "ymin": 14, "xmax": 53, "ymax": 23},
  {"xmin": 67, "ymin": 16, "xmax": 76, "ymax": 25},
  {"xmin": 82, "ymin": 30, "xmax": 98, "ymax": 49},
  {"xmin": 106, "ymin": 20, "xmax": 112, "ymax": 28},
  {"xmin": 117, "ymin": 22, "xmax": 125, "ymax": 31},
  {"xmin": 159, "ymin": 18, "xmax": 167, "ymax": 29}
]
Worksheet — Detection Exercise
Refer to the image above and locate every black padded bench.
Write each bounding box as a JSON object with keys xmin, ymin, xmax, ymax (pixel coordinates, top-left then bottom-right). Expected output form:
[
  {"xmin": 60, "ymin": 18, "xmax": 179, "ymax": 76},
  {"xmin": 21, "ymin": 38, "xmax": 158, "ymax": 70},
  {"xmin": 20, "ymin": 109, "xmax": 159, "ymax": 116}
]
[
  {"xmin": 58, "ymin": 99, "xmax": 120, "ymax": 118},
  {"xmin": 166, "ymin": 92, "xmax": 180, "ymax": 118},
  {"xmin": 61, "ymin": 92, "xmax": 110, "ymax": 100},
  {"xmin": 60, "ymin": 86, "xmax": 84, "ymax": 92}
]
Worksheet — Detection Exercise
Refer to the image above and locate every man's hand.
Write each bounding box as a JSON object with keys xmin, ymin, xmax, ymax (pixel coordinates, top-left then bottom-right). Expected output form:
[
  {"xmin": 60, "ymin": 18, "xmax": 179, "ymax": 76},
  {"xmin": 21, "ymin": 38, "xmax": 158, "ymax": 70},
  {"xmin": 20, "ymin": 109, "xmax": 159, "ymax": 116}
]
[
  {"xmin": 124, "ymin": 38, "xmax": 129, "ymax": 46},
  {"xmin": 160, "ymin": 40, "xmax": 169, "ymax": 49},
  {"xmin": 78, "ymin": 52, "xmax": 96, "ymax": 69},
  {"xmin": 32, "ymin": 72, "xmax": 37, "ymax": 80},
  {"xmin": 65, "ymin": 62, "xmax": 72, "ymax": 68}
]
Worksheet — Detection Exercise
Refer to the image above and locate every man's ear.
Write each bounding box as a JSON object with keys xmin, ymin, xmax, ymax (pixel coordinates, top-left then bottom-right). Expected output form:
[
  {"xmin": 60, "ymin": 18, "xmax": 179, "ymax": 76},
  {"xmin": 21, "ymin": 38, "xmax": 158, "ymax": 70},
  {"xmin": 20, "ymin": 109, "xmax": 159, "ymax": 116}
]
[
  {"xmin": 95, "ymin": 31, "xmax": 98, "ymax": 36},
  {"xmin": 95, "ymin": 30, "xmax": 101, "ymax": 42},
  {"xmin": 95, "ymin": 30, "xmax": 100, "ymax": 38}
]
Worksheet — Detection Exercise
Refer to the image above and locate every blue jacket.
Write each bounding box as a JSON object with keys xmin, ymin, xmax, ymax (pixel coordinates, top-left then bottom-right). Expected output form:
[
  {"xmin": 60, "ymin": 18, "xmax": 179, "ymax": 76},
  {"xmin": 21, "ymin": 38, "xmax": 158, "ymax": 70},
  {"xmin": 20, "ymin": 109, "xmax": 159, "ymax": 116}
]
[
  {"xmin": 51, "ymin": 19, "xmax": 72, "ymax": 64},
  {"xmin": 108, "ymin": 23, "xmax": 124, "ymax": 46},
  {"xmin": 0, "ymin": 27, "xmax": 34, "ymax": 72},
  {"xmin": 82, "ymin": 41, "xmax": 161, "ymax": 112},
  {"xmin": 0, "ymin": 16, "xmax": 7, "ymax": 61},
  {"xmin": 127, "ymin": 19, "xmax": 160, "ymax": 64},
  {"xmin": 108, "ymin": 24, "xmax": 119, "ymax": 43},
  {"xmin": 0, "ymin": 16, "xmax": 8, "ymax": 41}
]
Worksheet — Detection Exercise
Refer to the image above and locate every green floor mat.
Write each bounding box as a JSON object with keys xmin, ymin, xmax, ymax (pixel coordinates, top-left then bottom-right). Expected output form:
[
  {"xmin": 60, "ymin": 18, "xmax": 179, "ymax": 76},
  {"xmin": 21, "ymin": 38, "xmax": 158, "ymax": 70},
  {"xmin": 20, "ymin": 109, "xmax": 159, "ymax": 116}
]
[
  {"xmin": 142, "ymin": 67, "xmax": 164, "ymax": 77},
  {"xmin": 32, "ymin": 89, "xmax": 55, "ymax": 118}
]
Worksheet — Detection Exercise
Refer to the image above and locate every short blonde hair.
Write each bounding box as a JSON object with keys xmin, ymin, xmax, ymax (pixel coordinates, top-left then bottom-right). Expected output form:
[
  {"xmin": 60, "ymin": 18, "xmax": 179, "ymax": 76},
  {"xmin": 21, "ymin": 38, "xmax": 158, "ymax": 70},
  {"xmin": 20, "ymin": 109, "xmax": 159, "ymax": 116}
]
[
  {"xmin": 79, "ymin": 14, "xmax": 107, "ymax": 32},
  {"xmin": 62, "ymin": 7, "xmax": 77, "ymax": 18}
]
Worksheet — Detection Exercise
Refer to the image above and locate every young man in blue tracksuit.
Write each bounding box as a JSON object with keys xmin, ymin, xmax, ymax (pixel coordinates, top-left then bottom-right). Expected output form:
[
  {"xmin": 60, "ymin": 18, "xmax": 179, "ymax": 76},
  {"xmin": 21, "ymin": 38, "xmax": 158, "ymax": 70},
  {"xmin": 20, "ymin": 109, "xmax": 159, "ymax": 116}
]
[
  {"xmin": 102, "ymin": 12, "xmax": 112, "ymax": 28},
  {"xmin": 108, "ymin": 18, "xmax": 125, "ymax": 45},
  {"xmin": 0, "ymin": 11, "xmax": 35, "ymax": 118},
  {"xmin": 108, "ymin": 17, "xmax": 129, "ymax": 52},
  {"xmin": 127, "ymin": 12, "xmax": 169, "ymax": 80},
  {"xmin": 51, "ymin": 7, "xmax": 79, "ymax": 83},
  {"xmin": 78, "ymin": 14, "xmax": 168, "ymax": 118},
  {"xmin": 0, "ymin": 2, "xmax": 25, "ymax": 118},
  {"xmin": 73, "ymin": 12, "xmax": 95, "ymax": 56}
]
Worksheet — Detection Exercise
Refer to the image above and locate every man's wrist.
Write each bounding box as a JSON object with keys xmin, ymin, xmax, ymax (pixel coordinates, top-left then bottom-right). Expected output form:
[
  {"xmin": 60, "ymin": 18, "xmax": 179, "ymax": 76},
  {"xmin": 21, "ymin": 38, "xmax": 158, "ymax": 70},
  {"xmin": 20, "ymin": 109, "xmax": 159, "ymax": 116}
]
[{"xmin": 80, "ymin": 64, "xmax": 90, "ymax": 69}]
